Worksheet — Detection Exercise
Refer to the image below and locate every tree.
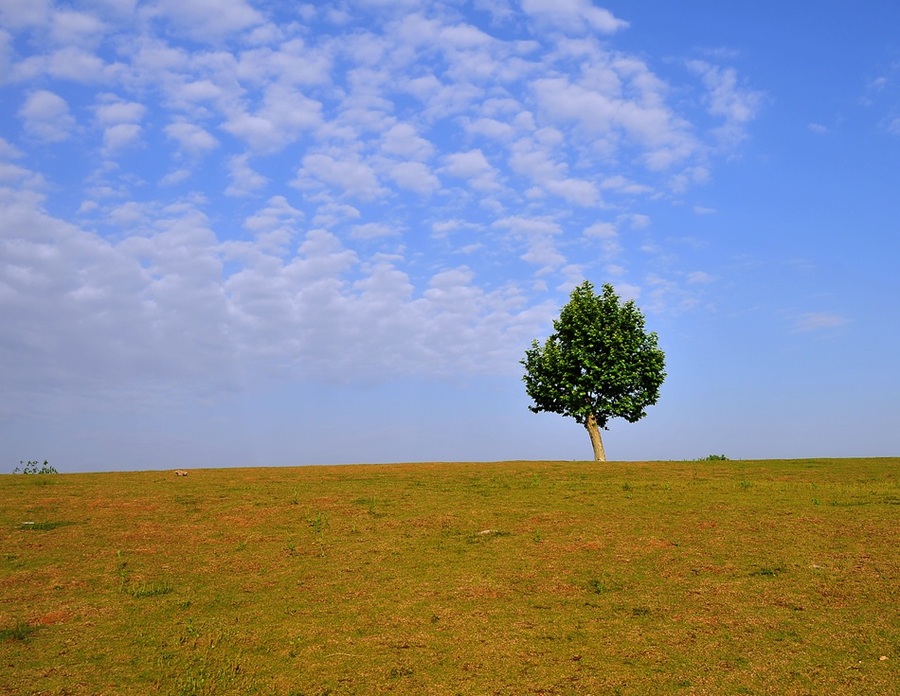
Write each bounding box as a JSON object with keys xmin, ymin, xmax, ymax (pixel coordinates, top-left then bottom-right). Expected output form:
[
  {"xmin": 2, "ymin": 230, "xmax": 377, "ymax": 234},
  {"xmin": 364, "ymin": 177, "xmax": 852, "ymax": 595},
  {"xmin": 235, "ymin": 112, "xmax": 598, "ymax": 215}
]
[{"xmin": 521, "ymin": 281, "xmax": 666, "ymax": 461}]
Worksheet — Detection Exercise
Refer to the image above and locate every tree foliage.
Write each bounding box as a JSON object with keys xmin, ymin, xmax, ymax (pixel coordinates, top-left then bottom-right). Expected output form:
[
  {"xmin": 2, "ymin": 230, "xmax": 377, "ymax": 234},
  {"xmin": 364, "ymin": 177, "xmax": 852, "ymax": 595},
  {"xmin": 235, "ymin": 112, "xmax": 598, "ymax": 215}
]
[{"xmin": 521, "ymin": 281, "xmax": 666, "ymax": 460}]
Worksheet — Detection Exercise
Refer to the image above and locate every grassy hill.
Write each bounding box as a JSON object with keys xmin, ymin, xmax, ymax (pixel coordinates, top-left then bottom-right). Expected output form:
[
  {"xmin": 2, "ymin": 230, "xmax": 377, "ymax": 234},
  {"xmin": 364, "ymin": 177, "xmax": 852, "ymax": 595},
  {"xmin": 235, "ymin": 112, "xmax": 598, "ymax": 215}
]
[{"xmin": 1, "ymin": 458, "xmax": 897, "ymax": 694}]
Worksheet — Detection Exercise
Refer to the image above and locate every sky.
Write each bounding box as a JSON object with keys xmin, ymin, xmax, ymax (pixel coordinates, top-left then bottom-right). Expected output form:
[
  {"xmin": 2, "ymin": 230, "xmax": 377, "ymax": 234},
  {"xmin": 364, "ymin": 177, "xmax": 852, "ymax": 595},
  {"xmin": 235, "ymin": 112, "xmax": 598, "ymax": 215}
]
[{"xmin": 1, "ymin": 0, "xmax": 899, "ymax": 472}]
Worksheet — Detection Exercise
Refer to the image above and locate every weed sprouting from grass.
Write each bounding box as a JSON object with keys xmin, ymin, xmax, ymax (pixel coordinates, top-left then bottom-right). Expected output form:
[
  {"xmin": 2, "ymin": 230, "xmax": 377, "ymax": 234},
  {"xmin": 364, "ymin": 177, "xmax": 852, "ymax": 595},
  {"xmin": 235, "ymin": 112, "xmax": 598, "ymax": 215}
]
[
  {"xmin": 622, "ymin": 482, "xmax": 632, "ymax": 492},
  {"xmin": 587, "ymin": 573, "xmax": 619, "ymax": 595},
  {"xmin": 0, "ymin": 620, "xmax": 36, "ymax": 642},
  {"xmin": 306, "ymin": 512, "xmax": 329, "ymax": 557},
  {"xmin": 353, "ymin": 496, "xmax": 386, "ymax": 517},
  {"xmin": 161, "ymin": 626, "xmax": 264, "ymax": 694},
  {"xmin": 532, "ymin": 529, "xmax": 543, "ymax": 543},
  {"xmin": 308, "ymin": 512, "xmax": 328, "ymax": 534},
  {"xmin": 290, "ymin": 488, "xmax": 300, "ymax": 506},
  {"xmin": 739, "ymin": 480, "xmax": 752, "ymax": 490},
  {"xmin": 588, "ymin": 578, "xmax": 607, "ymax": 594},
  {"xmin": 125, "ymin": 580, "xmax": 173, "ymax": 598},
  {"xmin": 750, "ymin": 565, "xmax": 787, "ymax": 578}
]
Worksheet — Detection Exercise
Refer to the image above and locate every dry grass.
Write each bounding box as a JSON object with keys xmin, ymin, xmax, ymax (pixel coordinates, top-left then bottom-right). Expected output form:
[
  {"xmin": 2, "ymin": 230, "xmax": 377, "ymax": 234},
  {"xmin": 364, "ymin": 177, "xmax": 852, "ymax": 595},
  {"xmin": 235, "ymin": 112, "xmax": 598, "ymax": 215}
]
[{"xmin": 1, "ymin": 458, "xmax": 897, "ymax": 694}]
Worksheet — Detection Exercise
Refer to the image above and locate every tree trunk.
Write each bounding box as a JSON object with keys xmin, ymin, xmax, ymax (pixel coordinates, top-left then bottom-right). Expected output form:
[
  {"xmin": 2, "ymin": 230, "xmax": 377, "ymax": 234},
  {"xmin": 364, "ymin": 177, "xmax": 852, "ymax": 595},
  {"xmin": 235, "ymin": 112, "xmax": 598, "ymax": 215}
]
[{"xmin": 585, "ymin": 413, "xmax": 606, "ymax": 461}]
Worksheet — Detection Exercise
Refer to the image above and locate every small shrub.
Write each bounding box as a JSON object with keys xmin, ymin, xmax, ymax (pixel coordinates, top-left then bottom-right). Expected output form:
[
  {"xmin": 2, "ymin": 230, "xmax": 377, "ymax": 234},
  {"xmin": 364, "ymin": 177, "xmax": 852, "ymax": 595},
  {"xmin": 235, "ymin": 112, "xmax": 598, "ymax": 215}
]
[
  {"xmin": 14, "ymin": 460, "xmax": 58, "ymax": 475},
  {"xmin": 703, "ymin": 454, "xmax": 729, "ymax": 461},
  {"xmin": 0, "ymin": 620, "xmax": 36, "ymax": 641}
]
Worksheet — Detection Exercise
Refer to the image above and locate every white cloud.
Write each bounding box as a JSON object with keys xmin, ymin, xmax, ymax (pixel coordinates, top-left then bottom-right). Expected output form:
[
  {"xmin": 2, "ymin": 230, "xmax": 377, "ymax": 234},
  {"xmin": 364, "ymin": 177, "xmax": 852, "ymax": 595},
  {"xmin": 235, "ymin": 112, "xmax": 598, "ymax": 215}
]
[
  {"xmin": 0, "ymin": 137, "xmax": 23, "ymax": 160},
  {"xmin": 493, "ymin": 216, "xmax": 565, "ymax": 272},
  {"xmin": 688, "ymin": 60, "xmax": 764, "ymax": 148},
  {"xmin": 223, "ymin": 85, "xmax": 322, "ymax": 153},
  {"xmin": 584, "ymin": 222, "xmax": 617, "ymax": 238},
  {"xmin": 440, "ymin": 149, "xmax": 502, "ymax": 192},
  {"xmin": 530, "ymin": 65, "xmax": 699, "ymax": 181},
  {"xmin": 159, "ymin": 168, "xmax": 192, "ymax": 186},
  {"xmin": 793, "ymin": 312, "xmax": 847, "ymax": 333},
  {"xmin": 50, "ymin": 10, "xmax": 107, "ymax": 47},
  {"xmin": 240, "ymin": 195, "xmax": 302, "ymax": 253},
  {"xmin": 387, "ymin": 161, "xmax": 440, "ymax": 195},
  {"xmin": 545, "ymin": 177, "xmax": 597, "ymax": 206},
  {"xmin": 17, "ymin": 47, "xmax": 111, "ymax": 83},
  {"xmin": 103, "ymin": 123, "xmax": 143, "ymax": 153},
  {"xmin": 381, "ymin": 123, "xmax": 434, "ymax": 160},
  {"xmin": 520, "ymin": 0, "xmax": 628, "ymax": 35},
  {"xmin": 95, "ymin": 98, "xmax": 146, "ymax": 126},
  {"xmin": 464, "ymin": 116, "xmax": 516, "ymax": 140},
  {"xmin": 225, "ymin": 154, "xmax": 268, "ymax": 197},
  {"xmin": 311, "ymin": 202, "xmax": 361, "ymax": 227},
  {"xmin": 296, "ymin": 153, "xmax": 386, "ymax": 201},
  {"xmin": 0, "ymin": 0, "xmax": 51, "ymax": 29},
  {"xmin": 19, "ymin": 90, "xmax": 76, "ymax": 143},
  {"xmin": 686, "ymin": 271, "xmax": 714, "ymax": 284},
  {"xmin": 350, "ymin": 222, "xmax": 398, "ymax": 239},
  {"xmin": 150, "ymin": 0, "xmax": 265, "ymax": 41},
  {"xmin": 443, "ymin": 149, "xmax": 493, "ymax": 178},
  {"xmin": 600, "ymin": 176, "xmax": 653, "ymax": 196},
  {"xmin": 626, "ymin": 214, "xmax": 651, "ymax": 230},
  {"xmin": 584, "ymin": 221, "xmax": 620, "ymax": 257},
  {"xmin": 237, "ymin": 39, "xmax": 332, "ymax": 87},
  {"xmin": 165, "ymin": 121, "xmax": 219, "ymax": 156}
]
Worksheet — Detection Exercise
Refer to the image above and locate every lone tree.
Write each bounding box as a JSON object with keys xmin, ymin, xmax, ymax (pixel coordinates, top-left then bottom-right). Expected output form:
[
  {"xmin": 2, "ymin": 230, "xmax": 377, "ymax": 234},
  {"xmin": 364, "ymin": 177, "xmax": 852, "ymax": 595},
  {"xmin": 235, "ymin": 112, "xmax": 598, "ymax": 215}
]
[{"xmin": 521, "ymin": 281, "xmax": 666, "ymax": 461}]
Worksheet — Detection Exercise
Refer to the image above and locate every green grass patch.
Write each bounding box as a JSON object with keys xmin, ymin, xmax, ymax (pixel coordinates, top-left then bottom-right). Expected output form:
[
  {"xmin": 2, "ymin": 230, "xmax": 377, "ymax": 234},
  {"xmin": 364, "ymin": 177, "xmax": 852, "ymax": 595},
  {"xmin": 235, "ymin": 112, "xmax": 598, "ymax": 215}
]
[{"xmin": 0, "ymin": 458, "xmax": 897, "ymax": 694}]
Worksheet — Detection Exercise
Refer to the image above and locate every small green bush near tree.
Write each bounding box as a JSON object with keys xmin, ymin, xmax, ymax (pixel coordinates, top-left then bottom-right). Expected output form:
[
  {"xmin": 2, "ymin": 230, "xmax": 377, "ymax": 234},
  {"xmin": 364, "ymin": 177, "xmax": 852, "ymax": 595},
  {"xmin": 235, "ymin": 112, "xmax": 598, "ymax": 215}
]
[{"xmin": 13, "ymin": 460, "xmax": 58, "ymax": 475}]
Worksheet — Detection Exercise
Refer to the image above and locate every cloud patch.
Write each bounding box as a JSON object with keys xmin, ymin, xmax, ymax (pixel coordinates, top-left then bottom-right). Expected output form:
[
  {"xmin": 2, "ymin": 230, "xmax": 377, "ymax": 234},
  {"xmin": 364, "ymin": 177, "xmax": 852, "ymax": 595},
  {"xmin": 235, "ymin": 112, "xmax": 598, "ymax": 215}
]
[{"xmin": 793, "ymin": 312, "xmax": 848, "ymax": 333}]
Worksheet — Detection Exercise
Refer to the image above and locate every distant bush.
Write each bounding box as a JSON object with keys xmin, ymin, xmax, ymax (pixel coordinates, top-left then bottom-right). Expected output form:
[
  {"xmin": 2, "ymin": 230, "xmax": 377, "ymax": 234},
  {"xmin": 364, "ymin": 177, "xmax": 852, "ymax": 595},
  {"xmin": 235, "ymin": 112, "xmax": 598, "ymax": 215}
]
[
  {"xmin": 14, "ymin": 460, "xmax": 58, "ymax": 475},
  {"xmin": 701, "ymin": 454, "xmax": 729, "ymax": 461}
]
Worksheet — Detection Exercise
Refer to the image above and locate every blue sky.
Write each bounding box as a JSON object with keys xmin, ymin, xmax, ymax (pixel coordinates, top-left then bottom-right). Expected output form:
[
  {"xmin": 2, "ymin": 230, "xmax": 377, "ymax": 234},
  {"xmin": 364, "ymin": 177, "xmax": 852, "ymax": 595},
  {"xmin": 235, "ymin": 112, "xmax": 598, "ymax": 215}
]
[{"xmin": 1, "ymin": 0, "xmax": 898, "ymax": 472}]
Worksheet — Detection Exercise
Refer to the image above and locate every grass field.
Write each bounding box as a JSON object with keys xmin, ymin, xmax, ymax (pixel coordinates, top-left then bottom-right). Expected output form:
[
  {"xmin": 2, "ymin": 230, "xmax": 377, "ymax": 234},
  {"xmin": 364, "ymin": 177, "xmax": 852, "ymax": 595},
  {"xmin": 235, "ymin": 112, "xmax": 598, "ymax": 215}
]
[{"xmin": 1, "ymin": 458, "xmax": 897, "ymax": 695}]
